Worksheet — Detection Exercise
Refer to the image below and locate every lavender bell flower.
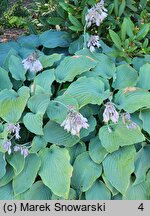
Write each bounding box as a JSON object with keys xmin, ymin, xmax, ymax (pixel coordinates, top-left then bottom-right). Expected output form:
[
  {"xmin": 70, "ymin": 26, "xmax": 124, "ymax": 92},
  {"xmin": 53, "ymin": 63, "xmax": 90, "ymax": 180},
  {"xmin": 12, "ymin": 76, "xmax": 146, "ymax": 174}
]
[
  {"xmin": 7, "ymin": 123, "xmax": 21, "ymax": 140},
  {"xmin": 87, "ymin": 35, "xmax": 101, "ymax": 52},
  {"xmin": 85, "ymin": 0, "xmax": 108, "ymax": 28},
  {"xmin": 103, "ymin": 102, "xmax": 119, "ymax": 123},
  {"xmin": 20, "ymin": 148, "xmax": 29, "ymax": 158},
  {"xmin": 61, "ymin": 109, "xmax": 89, "ymax": 137},
  {"xmin": 2, "ymin": 140, "xmax": 12, "ymax": 155},
  {"xmin": 122, "ymin": 112, "xmax": 137, "ymax": 129},
  {"xmin": 22, "ymin": 53, "xmax": 43, "ymax": 73}
]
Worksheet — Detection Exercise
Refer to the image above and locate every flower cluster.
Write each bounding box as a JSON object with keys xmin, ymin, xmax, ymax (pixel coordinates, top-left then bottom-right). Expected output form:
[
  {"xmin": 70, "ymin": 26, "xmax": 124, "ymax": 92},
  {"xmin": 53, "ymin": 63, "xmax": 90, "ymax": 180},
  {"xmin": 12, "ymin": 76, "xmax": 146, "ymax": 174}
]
[
  {"xmin": 85, "ymin": 0, "xmax": 108, "ymax": 28},
  {"xmin": 87, "ymin": 35, "xmax": 101, "ymax": 52},
  {"xmin": 7, "ymin": 123, "xmax": 20, "ymax": 139},
  {"xmin": 103, "ymin": 102, "xmax": 119, "ymax": 124},
  {"xmin": 22, "ymin": 53, "xmax": 43, "ymax": 73},
  {"xmin": 14, "ymin": 145, "xmax": 29, "ymax": 158},
  {"xmin": 2, "ymin": 140, "xmax": 12, "ymax": 155},
  {"xmin": 122, "ymin": 112, "xmax": 137, "ymax": 129},
  {"xmin": 61, "ymin": 108, "xmax": 89, "ymax": 137}
]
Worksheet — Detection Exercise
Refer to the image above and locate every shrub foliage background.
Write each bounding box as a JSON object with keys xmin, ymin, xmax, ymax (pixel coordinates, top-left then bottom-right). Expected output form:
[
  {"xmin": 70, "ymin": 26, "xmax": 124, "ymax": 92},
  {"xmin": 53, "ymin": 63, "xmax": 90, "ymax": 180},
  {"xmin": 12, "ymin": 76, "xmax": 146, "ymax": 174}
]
[{"xmin": 0, "ymin": 0, "xmax": 150, "ymax": 200}]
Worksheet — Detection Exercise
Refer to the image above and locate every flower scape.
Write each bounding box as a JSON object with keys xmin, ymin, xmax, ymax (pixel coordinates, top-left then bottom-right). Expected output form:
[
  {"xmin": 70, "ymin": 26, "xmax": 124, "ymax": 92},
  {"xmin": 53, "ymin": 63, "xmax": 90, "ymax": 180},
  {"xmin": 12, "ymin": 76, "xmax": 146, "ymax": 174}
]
[{"xmin": 0, "ymin": 0, "xmax": 150, "ymax": 200}]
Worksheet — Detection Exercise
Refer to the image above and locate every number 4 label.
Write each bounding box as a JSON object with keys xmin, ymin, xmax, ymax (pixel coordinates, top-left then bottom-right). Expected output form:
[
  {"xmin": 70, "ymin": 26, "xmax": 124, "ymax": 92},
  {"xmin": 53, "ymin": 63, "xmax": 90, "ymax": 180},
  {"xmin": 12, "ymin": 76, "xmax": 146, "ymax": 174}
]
[{"xmin": 138, "ymin": 203, "xmax": 144, "ymax": 211}]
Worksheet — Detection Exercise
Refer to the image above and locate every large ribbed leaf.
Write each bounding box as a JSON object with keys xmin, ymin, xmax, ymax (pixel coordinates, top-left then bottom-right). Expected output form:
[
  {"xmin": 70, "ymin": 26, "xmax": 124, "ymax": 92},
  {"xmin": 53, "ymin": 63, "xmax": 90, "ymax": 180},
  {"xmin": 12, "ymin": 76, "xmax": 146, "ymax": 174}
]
[
  {"xmin": 65, "ymin": 77, "xmax": 110, "ymax": 108},
  {"xmin": 13, "ymin": 154, "xmax": 41, "ymax": 195},
  {"xmin": 89, "ymin": 136, "xmax": 108, "ymax": 164},
  {"xmin": 55, "ymin": 55, "xmax": 97, "ymax": 82},
  {"xmin": 34, "ymin": 69, "xmax": 55, "ymax": 95},
  {"xmin": 139, "ymin": 109, "xmax": 150, "ymax": 133},
  {"xmin": 0, "ymin": 183, "xmax": 14, "ymax": 200},
  {"xmin": 114, "ymin": 89, "xmax": 150, "ymax": 113},
  {"xmin": 103, "ymin": 146, "xmax": 136, "ymax": 194},
  {"xmin": 9, "ymin": 55, "xmax": 26, "ymax": 81},
  {"xmin": 134, "ymin": 146, "xmax": 150, "ymax": 185},
  {"xmin": 113, "ymin": 64, "xmax": 138, "ymax": 89},
  {"xmin": 99, "ymin": 122, "xmax": 145, "ymax": 153},
  {"xmin": 39, "ymin": 54, "xmax": 61, "ymax": 68},
  {"xmin": 0, "ymin": 86, "xmax": 30, "ymax": 123},
  {"xmin": 38, "ymin": 145, "xmax": 73, "ymax": 198},
  {"xmin": 0, "ymin": 165, "xmax": 14, "ymax": 187},
  {"xmin": 7, "ymin": 152, "xmax": 25, "ymax": 175},
  {"xmin": 71, "ymin": 152, "xmax": 102, "ymax": 192},
  {"xmin": 24, "ymin": 181, "xmax": 52, "ymax": 200},
  {"xmin": 39, "ymin": 30, "xmax": 72, "ymax": 48},
  {"xmin": 136, "ymin": 63, "xmax": 150, "ymax": 90},
  {"xmin": 23, "ymin": 113, "xmax": 44, "ymax": 135},
  {"xmin": 30, "ymin": 136, "xmax": 47, "ymax": 153},
  {"xmin": 0, "ymin": 67, "xmax": 12, "ymax": 90},
  {"xmin": 0, "ymin": 153, "xmax": 6, "ymax": 179},
  {"xmin": 67, "ymin": 143, "xmax": 86, "ymax": 165},
  {"xmin": 85, "ymin": 180, "xmax": 111, "ymax": 200}
]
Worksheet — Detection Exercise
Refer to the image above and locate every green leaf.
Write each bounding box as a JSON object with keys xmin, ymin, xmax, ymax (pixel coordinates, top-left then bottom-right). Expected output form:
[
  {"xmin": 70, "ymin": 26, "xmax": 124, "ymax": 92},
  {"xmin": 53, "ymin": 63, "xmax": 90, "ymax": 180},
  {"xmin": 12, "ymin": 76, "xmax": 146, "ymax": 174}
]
[
  {"xmin": 0, "ymin": 153, "xmax": 6, "ymax": 179},
  {"xmin": 0, "ymin": 183, "xmax": 14, "ymax": 200},
  {"xmin": 134, "ymin": 146, "xmax": 150, "ymax": 185},
  {"xmin": 17, "ymin": 34, "xmax": 41, "ymax": 48},
  {"xmin": 123, "ymin": 181, "xmax": 148, "ymax": 200},
  {"xmin": 140, "ymin": 109, "xmax": 150, "ymax": 134},
  {"xmin": 7, "ymin": 152, "xmax": 25, "ymax": 175},
  {"xmin": 34, "ymin": 69, "xmax": 55, "ymax": 95},
  {"xmin": 39, "ymin": 54, "xmax": 62, "ymax": 68},
  {"xmin": 114, "ymin": 88, "xmax": 150, "ymax": 113},
  {"xmin": 124, "ymin": 17, "xmax": 134, "ymax": 38},
  {"xmin": 39, "ymin": 30, "xmax": 72, "ymax": 48},
  {"xmin": 27, "ymin": 94, "xmax": 50, "ymax": 114},
  {"xmin": 113, "ymin": 64, "xmax": 138, "ymax": 89},
  {"xmin": 136, "ymin": 63, "xmax": 150, "ymax": 90},
  {"xmin": 93, "ymin": 54, "xmax": 116, "ymax": 79},
  {"xmin": 30, "ymin": 136, "xmax": 47, "ymax": 153},
  {"xmin": 43, "ymin": 121, "xmax": 79, "ymax": 147},
  {"xmin": 67, "ymin": 143, "xmax": 86, "ymax": 165},
  {"xmin": 136, "ymin": 24, "xmax": 149, "ymax": 41},
  {"xmin": 13, "ymin": 154, "xmax": 41, "ymax": 195},
  {"xmin": 69, "ymin": 36, "xmax": 84, "ymax": 54},
  {"xmin": 0, "ymin": 86, "xmax": 30, "ymax": 123},
  {"xmin": 0, "ymin": 67, "xmax": 12, "ymax": 90},
  {"xmin": 9, "ymin": 55, "xmax": 26, "ymax": 81},
  {"xmin": 69, "ymin": 25, "xmax": 83, "ymax": 32},
  {"xmin": 109, "ymin": 29, "xmax": 122, "ymax": 50},
  {"xmin": 89, "ymin": 136, "xmax": 108, "ymax": 164},
  {"xmin": 47, "ymin": 17, "xmax": 64, "ymax": 25},
  {"xmin": 55, "ymin": 55, "xmax": 97, "ymax": 83},
  {"xmin": 0, "ymin": 165, "xmax": 14, "ymax": 187},
  {"xmin": 38, "ymin": 145, "xmax": 73, "ymax": 198},
  {"xmin": 103, "ymin": 146, "xmax": 136, "ymax": 194},
  {"xmin": 51, "ymin": 188, "xmax": 77, "ymax": 200},
  {"xmin": 85, "ymin": 180, "xmax": 111, "ymax": 200},
  {"xmin": 99, "ymin": 122, "xmax": 145, "ymax": 153},
  {"xmin": 118, "ymin": 0, "xmax": 126, "ymax": 17},
  {"xmin": 23, "ymin": 113, "xmax": 44, "ymax": 135},
  {"xmin": 65, "ymin": 77, "xmax": 110, "ymax": 108},
  {"xmin": 68, "ymin": 14, "xmax": 83, "ymax": 29},
  {"xmin": 24, "ymin": 181, "xmax": 52, "ymax": 200},
  {"xmin": 71, "ymin": 152, "xmax": 102, "ymax": 192}
]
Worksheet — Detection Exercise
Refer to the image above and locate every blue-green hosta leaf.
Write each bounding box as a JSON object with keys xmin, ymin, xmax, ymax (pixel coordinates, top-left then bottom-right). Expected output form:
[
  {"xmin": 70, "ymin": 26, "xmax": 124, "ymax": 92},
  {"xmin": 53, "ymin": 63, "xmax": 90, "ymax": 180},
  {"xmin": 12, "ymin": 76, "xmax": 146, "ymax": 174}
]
[
  {"xmin": 13, "ymin": 154, "xmax": 41, "ymax": 195},
  {"xmin": 113, "ymin": 64, "xmax": 138, "ymax": 89},
  {"xmin": 27, "ymin": 94, "xmax": 50, "ymax": 114},
  {"xmin": 23, "ymin": 113, "xmax": 44, "ymax": 135},
  {"xmin": 65, "ymin": 77, "xmax": 110, "ymax": 108},
  {"xmin": 33, "ymin": 69, "xmax": 55, "ymax": 95},
  {"xmin": 39, "ymin": 30, "xmax": 72, "ymax": 48},
  {"xmin": 114, "ymin": 88, "xmax": 150, "ymax": 113},
  {"xmin": 30, "ymin": 136, "xmax": 47, "ymax": 153},
  {"xmin": 2, "ymin": 48, "xmax": 18, "ymax": 71},
  {"xmin": 93, "ymin": 53, "xmax": 116, "ymax": 79},
  {"xmin": 51, "ymin": 188, "xmax": 77, "ymax": 200},
  {"xmin": 134, "ymin": 146, "xmax": 150, "ymax": 185},
  {"xmin": 85, "ymin": 180, "xmax": 111, "ymax": 200},
  {"xmin": 102, "ymin": 174, "xmax": 119, "ymax": 196},
  {"xmin": 17, "ymin": 34, "xmax": 41, "ymax": 48},
  {"xmin": 67, "ymin": 143, "xmax": 86, "ymax": 165},
  {"xmin": 99, "ymin": 122, "xmax": 145, "ymax": 153},
  {"xmin": 103, "ymin": 146, "xmax": 136, "ymax": 194},
  {"xmin": 0, "ymin": 183, "xmax": 14, "ymax": 200},
  {"xmin": 23, "ymin": 181, "xmax": 52, "ymax": 200},
  {"xmin": 55, "ymin": 55, "xmax": 97, "ymax": 83},
  {"xmin": 9, "ymin": 55, "xmax": 26, "ymax": 81},
  {"xmin": 0, "ymin": 165, "xmax": 14, "ymax": 187},
  {"xmin": 7, "ymin": 152, "xmax": 25, "ymax": 176},
  {"xmin": 38, "ymin": 145, "xmax": 73, "ymax": 199},
  {"xmin": 139, "ymin": 109, "xmax": 150, "ymax": 134},
  {"xmin": 0, "ymin": 86, "xmax": 30, "ymax": 123},
  {"xmin": 0, "ymin": 67, "xmax": 12, "ymax": 90},
  {"xmin": 136, "ymin": 63, "xmax": 150, "ymax": 90},
  {"xmin": 39, "ymin": 54, "xmax": 62, "ymax": 68},
  {"xmin": 0, "ymin": 153, "xmax": 6, "ymax": 179},
  {"xmin": 71, "ymin": 152, "xmax": 102, "ymax": 192},
  {"xmin": 46, "ymin": 94, "xmax": 79, "ymax": 124},
  {"xmin": 89, "ymin": 136, "xmax": 108, "ymax": 164},
  {"xmin": 123, "ymin": 180, "xmax": 148, "ymax": 200}
]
